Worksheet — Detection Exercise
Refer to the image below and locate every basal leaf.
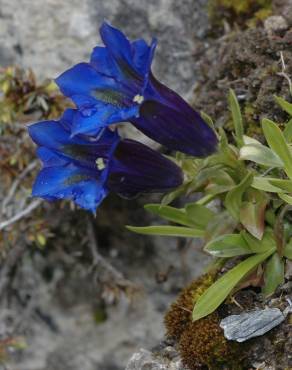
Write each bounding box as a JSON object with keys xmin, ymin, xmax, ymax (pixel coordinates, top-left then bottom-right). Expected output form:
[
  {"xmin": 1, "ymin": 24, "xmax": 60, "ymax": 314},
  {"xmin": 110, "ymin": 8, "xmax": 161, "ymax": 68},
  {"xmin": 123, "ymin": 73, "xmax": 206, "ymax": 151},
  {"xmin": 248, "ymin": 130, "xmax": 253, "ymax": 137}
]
[
  {"xmin": 262, "ymin": 118, "xmax": 292, "ymax": 180},
  {"xmin": 200, "ymin": 110, "xmax": 216, "ymax": 131},
  {"xmin": 229, "ymin": 89, "xmax": 244, "ymax": 147},
  {"xmin": 283, "ymin": 118, "xmax": 292, "ymax": 142},
  {"xmin": 193, "ymin": 166, "xmax": 236, "ymax": 195},
  {"xmin": 243, "ymin": 135, "xmax": 261, "ymax": 145},
  {"xmin": 185, "ymin": 203, "xmax": 215, "ymax": 228},
  {"xmin": 241, "ymin": 229, "xmax": 276, "ymax": 254},
  {"xmin": 239, "ymin": 190, "xmax": 268, "ymax": 240},
  {"xmin": 126, "ymin": 225, "xmax": 204, "ymax": 238},
  {"xmin": 161, "ymin": 182, "xmax": 190, "ymax": 205},
  {"xmin": 144, "ymin": 204, "xmax": 195, "ymax": 227},
  {"xmin": 279, "ymin": 193, "xmax": 292, "ymax": 205},
  {"xmin": 274, "ymin": 95, "xmax": 292, "ymax": 116},
  {"xmin": 269, "ymin": 179, "xmax": 292, "ymax": 192},
  {"xmin": 225, "ymin": 172, "xmax": 253, "ymax": 220},
  {"xmin": 252, "ymin": 177, "xmax": 288, "ymax": 193},
  {"xmin": 205, "ymin": 170, "xmax": 236, "ymax": 195},
  {"xmin": 204, "ymin": 233, "xmax": 252, "ymax": 257},
  {"xmin": 262, "ymin": 253, "xmax": 284, "ymax": 296},
  {"xmin": 192, "ymin": 249, "xmax": 274, "ymax": 321},
  {"xmin": 284, "ymin": 239, "xmax": 292, "ymax": 259},
  {"xmin": 205, "ymin": 211, "xmax": 238, "ymax": 242},
  {"xmin": 239, "ymin": 143, "xmax": 283, "ymax": 167}
]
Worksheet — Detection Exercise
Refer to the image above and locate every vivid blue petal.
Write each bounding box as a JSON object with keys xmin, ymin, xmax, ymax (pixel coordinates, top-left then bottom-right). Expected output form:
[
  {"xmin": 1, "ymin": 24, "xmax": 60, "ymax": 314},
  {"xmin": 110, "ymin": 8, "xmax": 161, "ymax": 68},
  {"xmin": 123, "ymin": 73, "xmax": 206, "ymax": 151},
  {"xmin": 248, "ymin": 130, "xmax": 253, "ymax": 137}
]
[
  {"xmin": 56, "ymin": 62, "xmax": 116, "ymax": 99},
  {"xmin": 133, "ymin": 38, "xmax": 157, "ymax": 80},
  {"xmin": 32, "ymin": 164, "xmax": 107, "ymax": 212},
  {"xmin": 28, "ymin": 119, "xmax": 72, "ymax": 149},
  {"xmin": 71, "ymin": 106, "xmax": 112, "ymax": 137},
  {"xmin": 132, "ymin": 100, "xmax": 218, "ymax": 157},
  {"xmin": 107, "ymin": 139, "xmax": 183, "ymax": 198},
  {"xmin": 29, "ymin": 113, "xmax": 120, "ymax": 168},
  {"xmin": 90, "ymin": 46, "xmax": 118, "ymax": 77},
  {"xmin": 36, "ymin": 147, "xmax": 70, "ymax": 167},
  {"xmin": 99, "ymin": 22, "xmax": 133, "ymax": 66},
  {"xmin": 70, "ymin": 103, "xmax": 139, "ymax": 137}
]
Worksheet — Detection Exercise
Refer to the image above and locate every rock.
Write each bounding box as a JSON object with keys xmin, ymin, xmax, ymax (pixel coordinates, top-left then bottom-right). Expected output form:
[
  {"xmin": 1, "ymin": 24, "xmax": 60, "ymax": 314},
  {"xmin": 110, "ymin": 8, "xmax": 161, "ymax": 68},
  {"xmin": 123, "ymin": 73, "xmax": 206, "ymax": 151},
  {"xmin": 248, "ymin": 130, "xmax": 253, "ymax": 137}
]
[
  {"xmin": 264, "ymin": 15, "xmax": 288, "ymax": 36},
  {"xmin": 125, "ymin": 348, "xmax": 185, "ymax": 370},
  {"xmin": 220, "ymin": 308, "xmax": 288, "ymax": 342},
  {"xmin": 0, "ymin": 0, "xmax": 209, "ymax": 98}
]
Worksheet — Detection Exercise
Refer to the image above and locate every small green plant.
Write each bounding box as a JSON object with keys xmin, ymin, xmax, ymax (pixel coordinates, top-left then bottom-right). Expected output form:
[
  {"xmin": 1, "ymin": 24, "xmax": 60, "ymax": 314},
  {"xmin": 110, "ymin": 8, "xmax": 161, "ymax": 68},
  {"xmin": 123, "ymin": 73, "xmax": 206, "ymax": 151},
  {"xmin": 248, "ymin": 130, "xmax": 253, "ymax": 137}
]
[{"xmin": 128, "ymin": 89, "xmax": 292, "ymax": 321}]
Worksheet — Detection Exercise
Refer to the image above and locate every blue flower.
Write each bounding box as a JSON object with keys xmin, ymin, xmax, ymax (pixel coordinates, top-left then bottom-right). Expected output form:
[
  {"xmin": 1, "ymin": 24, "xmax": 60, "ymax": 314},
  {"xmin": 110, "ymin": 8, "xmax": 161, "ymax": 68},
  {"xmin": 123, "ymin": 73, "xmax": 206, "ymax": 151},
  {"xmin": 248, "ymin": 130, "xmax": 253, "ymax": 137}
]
[
  {"xmin": 28, "ymin": 109, "xmax": 183, "ymax": 212},
  {"xmin": 55, "ymin": 22, "xmax": 217, "ymax": 157}
]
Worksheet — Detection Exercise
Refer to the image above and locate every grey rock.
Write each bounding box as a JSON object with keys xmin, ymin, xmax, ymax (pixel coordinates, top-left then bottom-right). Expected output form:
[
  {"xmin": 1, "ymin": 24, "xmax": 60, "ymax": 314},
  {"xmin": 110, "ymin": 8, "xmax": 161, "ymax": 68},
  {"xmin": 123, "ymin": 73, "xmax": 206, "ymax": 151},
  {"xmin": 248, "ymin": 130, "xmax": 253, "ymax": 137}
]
[
  {"xmin": 264, "ymin": 15, "xmax": 288, "ymax": 36},
  {"xmin": 0, "ymin": 0, "xmax": 209, "ymax": 98},
  {"xmin": 220, "ymin": 307, "xmax": 289, "ymax": 342},
  {"xmin": 125, "ymin": 348, "xmax": 185, "ymax": 370}
]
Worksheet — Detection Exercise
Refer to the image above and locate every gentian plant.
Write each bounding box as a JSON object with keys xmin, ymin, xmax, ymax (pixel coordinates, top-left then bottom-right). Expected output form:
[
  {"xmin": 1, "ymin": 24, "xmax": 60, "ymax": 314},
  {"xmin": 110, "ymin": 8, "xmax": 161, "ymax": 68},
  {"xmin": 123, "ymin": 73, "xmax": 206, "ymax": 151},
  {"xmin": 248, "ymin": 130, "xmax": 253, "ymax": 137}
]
[
  {"xmin": 130, "ymin": 90, "xmax": 292, "ymax": 320},
  {"xmin": 29, "ymin": 22, "xmax": 292, "ymax": 322}
]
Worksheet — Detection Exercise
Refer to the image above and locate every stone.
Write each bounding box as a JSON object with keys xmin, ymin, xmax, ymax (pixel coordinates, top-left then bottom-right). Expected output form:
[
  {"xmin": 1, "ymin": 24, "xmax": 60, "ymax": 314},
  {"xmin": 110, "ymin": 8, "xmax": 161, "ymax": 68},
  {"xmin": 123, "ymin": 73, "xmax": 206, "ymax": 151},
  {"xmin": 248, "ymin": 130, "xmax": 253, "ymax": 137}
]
[
  {"xmin": 125, "ymin": 348, "xmax": 185, "ymax": 370},
  {"xmin": 264, "ymin": 15, "xmax": 288, "ymax": 36},
  {"xmin": 0, "ymin": 0, "xmax": 209, "ymax": 98}
]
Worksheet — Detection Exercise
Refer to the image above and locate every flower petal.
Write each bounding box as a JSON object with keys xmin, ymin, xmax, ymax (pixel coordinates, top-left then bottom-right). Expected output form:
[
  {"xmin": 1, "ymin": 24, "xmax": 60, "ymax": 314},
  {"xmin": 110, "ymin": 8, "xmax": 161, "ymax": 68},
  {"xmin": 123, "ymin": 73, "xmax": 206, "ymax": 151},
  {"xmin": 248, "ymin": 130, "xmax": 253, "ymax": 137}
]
[
  {"xmin": 36, "ymin": 147, "xmax": 70, "ymax": 167},
  {"xmin": 107, "ymin": 139, "xmax": 183, "ymax": 198},
  {"xmin": 132, "ymin": 38, "xmax": 157, "ymax": 78},
  {"xmin": 90, "ymin": 46, "xmax": 118, "ymax": 77},
  {"xmin": 29, "ymin": 113, "xmax": 120, "ymax": 168},
  {"xmin": 70, "ymin": 103, "xmax": 139, "ymax": 137},
  {"xmin": 99, "ymin": 22, "xmax": 133, "ymax": 66},
  {"xmin": 55, "ymin": 62, "xmax": 116, "ymax": 99},
  {"xmin": 32, "ymin": 164, "xmax": 107, "ymax": 212},
  {"xmin": 132, "ymin": 100, "xmax": 218, "ymax": 157}
]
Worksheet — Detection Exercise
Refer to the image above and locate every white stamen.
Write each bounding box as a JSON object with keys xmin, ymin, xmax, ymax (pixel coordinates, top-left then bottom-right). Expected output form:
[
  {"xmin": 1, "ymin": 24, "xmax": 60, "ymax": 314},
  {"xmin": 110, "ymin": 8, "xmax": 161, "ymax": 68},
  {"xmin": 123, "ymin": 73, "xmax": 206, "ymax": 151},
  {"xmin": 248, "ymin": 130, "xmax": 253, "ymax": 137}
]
[
  {"xmin": 96, "ymin": 158, "xmax": 106, "ymax": 170},
  {"xmin": 133, "ymin": 94, "xmax": 144, "ymax": 104}
]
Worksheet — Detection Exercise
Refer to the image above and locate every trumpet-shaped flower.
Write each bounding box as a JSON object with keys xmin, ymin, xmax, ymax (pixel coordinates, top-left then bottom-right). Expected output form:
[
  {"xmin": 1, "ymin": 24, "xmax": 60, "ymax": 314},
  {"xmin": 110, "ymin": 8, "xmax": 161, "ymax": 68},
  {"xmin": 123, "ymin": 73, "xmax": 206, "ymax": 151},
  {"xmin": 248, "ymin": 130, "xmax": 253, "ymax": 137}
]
[
  {"xmin": 55, "ymin": 22, "xmax": 217, "ymax": 157},
  {"xmin": 28, "ymin": 109, "xmax": 183, "ymax": 212}
]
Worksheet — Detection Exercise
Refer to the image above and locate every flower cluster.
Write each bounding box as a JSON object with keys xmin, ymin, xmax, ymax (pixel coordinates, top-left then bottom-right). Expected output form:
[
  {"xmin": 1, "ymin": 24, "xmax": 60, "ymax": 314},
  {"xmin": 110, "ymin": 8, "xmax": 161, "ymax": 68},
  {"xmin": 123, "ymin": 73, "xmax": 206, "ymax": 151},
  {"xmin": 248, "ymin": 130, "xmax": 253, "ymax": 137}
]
[{"xmin": 29, "ymin": 22, "xmax": 217, "ymax": 212}]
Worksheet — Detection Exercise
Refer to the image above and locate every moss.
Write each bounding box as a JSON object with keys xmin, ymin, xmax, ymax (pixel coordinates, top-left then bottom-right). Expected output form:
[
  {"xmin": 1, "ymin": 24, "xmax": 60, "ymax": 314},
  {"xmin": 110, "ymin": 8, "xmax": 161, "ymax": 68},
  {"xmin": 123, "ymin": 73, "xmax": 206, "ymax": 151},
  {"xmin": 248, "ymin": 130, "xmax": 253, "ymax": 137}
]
[
  {"xmin": 164, "ymin": 272, "xmax": 247, "ymax": 369},
  {"xmin": 179, "ymin": 312, "xmax": 242, "ymax": 370},
  {"xmin": 164, "ymin": 273, "xmax": 215, "ymax": 340},
  {"xmin": 208, "ymin": 0, "xmax": 272, "ymax": 29},
  {"xmin": 246, "ymin": 8, "xmax": 272, "ymax": 28}
]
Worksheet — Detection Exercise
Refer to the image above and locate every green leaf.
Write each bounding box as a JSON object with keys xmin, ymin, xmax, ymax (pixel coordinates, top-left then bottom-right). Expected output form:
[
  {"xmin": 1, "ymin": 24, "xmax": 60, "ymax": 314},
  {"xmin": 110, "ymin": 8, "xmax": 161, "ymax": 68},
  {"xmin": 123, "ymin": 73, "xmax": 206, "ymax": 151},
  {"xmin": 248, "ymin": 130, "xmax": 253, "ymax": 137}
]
[
  {"xmin": 185, "ymin": 203, "xmax": 215, "ymax": 228},
  {"xmin": 225, "ymin": 172, "xmax": 253, "ymax": 220},
  {"xmin": 204, "ymin": 233, "xmax": 252, "ymax": 257},
  {"xmin": 193, "ymin": 166, "xmax": 235, "ymax": 195},
  {"xmin": 192, "ymin": 249, "xmax": 275, "ymax": 321},
  {"xmin": 274, "ymin": 95, "xmax": 292, "ymax": 116},
  {"xmin": 144, "ymin": 204, "xmax": 195, "ymax": 227},
  {"xmin": 205, "ymin": 170, "xmax": 236, "ymax": 195},
  {"xmin": 262, "ymin": 253, "xmax": 284, "ymax": 296},
  {"xmin": 269, "ymin": 179, "xmax": 292, "ymax": 192},
  {"xmin": 205, "ymin": 211, "xmax": 238, "ymax": 242},
  {"xmin": 196, "ymin": 194, "xmax": 216, "ymax": 206},
  {"xmin": 239, "ymin": 190, "xmax": 268, "ymax": 240},
  {"xmin": 243, "ymin": 135, "xmax": 261, "ymax": 145},
  {"xmin": 229, "ymin": 89, "xmax": 244, "ymax": 147},
  {"xmin": 262, "ymin": 118, "xmax": 292, "ymax": 180},
  {"xmin": 126, "ymin": 225, "xmax": 204, "ymax": 238},
  {"xmin": 252, "ymin": 177, "xmax": 288, "ymax": 193},
  {"xmin": 283, "ymin": 118, "xmax": 292, "ymax": 142},
  {"xmin": 241, "ymin": 229, "xmax": 276, "ymax": 253},
  {"xmin": 284, "ymin": 238, "xmax": 292, "ymax": 259},
  {"xmin": 200, "ymin": 111, "xmax": 216, "ymax": 131},
  {"xmin": 161, "ymin": 182, "xmax": 190, "ymax": 205},
  {"xmin": 279, "ymin": 193, "xmax": 292, "ymax": 205},
  {"xmin": 239, "ymin": 143, "xmax": 284, "ymax": 167}
]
